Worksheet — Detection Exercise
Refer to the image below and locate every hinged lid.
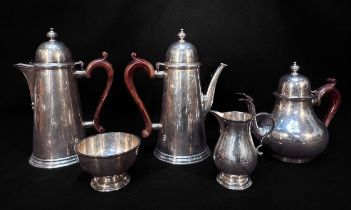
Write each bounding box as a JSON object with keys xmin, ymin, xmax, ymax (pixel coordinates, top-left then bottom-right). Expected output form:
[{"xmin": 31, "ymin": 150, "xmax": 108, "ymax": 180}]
[
  {"xmin": 35, "ymin": 28, "xmax": 73, "ymax": 64},
  {"xmin": 273, "ymin": 62, "xmax": 312, "ymax": 99},
  {"xmin": 164, "ymin": 29, "xmax": 200, "ymax": 67}
]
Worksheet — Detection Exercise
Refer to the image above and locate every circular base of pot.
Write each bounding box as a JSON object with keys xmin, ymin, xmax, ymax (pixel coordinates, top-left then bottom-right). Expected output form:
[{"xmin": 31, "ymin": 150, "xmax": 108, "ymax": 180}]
[
  {"xmin": 90, "ymin": 173, "xmax": 130, "ymax": 192},
  {"xmin": 29, "ymin": 154, "xmax": 79, "ymax": 169},
  {"xmin": 271, "ymin": 154, "xmax": 313, "ymax": 164},
  {"xmin": 154, "ymin": 147, "xmax": 210, "ymax": 165},
  {"xmin": 216, "ymin": 173, "xmax": 252, "ymax": 190}
]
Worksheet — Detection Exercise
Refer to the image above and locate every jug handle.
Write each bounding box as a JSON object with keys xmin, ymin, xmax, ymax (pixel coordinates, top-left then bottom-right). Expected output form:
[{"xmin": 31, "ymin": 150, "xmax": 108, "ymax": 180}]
[
  {"xmin": 312, "ymin": 78, "xmax": 341, "ymax": 127},
  {"xmin": 250, "ymin": 112, "xmax": 275, "ymax": 156},
  {"xmin": 124, "ymin": 53, "xmax": 156, "ymax": 138},
  {"xmin": 75, "ymin": 52, "xmax": 114, "ymax": 133}
]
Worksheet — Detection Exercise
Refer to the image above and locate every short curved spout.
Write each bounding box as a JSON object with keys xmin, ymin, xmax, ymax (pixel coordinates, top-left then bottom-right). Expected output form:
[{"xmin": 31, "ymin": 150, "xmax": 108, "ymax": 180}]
[
  {"xmin": 202, "ymin": 63, "xmax": 227, "ymax": 115},
  {"xmin": 237, "ymin": 93, "xmax": 268, "ymax": 139},
  {"xmin": 14, "ymin": 63, "xmax": 35, "ymax": 108}
]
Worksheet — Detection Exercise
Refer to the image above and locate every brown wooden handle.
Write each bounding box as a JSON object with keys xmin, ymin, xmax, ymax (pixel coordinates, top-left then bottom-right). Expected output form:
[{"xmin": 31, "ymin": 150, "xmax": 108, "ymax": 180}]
[
  {"xmin": 314, "ymin": 78, "xmax": 341, "ymax": 127},
  {"xmin": 86, "ymin": 52, "xmax": 114, "ymax": 133},
  {"xmin": 124, "ymin": 53, "xmax": 155, "ymax": 138}
]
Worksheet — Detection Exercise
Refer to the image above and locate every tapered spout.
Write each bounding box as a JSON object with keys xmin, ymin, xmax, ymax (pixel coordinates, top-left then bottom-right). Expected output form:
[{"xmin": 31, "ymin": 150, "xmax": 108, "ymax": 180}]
[
  {"xmin": 202, "ymin": 63, "xmax": 227, "ymax": 115},
  {"xmin": 14, "ymin": 63, "xmax": 35, "ymax": 108}
]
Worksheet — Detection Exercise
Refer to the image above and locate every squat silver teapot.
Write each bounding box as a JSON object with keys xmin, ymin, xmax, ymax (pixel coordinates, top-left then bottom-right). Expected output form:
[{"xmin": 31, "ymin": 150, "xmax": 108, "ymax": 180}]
[
  {"xmin": 14, "ymin": 28, "xmax": 114, "ymax": 169},
  {"xmin": 246, "ymin": 62, "xmax": 341, "ymax": 163},
  {"xmin": 124, "ymin": 29, "xmax": 227, "ymax": 164}
]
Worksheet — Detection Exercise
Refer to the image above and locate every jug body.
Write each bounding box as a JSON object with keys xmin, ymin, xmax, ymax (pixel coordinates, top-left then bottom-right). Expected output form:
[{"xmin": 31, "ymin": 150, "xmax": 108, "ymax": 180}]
[
  {"xmin": 211, "ymin": 110, "xmax": 275, "ymax": 190},
  {"xmin": 213, "ymin": 112, "xmax": 258, "ymax": 178}
]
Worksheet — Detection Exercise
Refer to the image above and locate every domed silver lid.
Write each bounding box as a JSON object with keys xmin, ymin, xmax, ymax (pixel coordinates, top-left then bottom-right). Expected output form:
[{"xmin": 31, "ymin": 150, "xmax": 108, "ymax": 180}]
[
  {"xmin": 274, "ymin": 62, "xmax": 312, "ymax": 99},
  {"xmin": 164, "ymin": 29, "xmax": 200, "ymax": 67},
  {"xmin": 35, "ymin": 28, "xmax": 73, "ymax": 64}
]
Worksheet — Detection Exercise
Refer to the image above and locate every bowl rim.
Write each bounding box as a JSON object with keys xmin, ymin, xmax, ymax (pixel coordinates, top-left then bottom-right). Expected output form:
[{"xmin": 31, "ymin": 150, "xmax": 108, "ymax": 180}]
[{"xmin": 74, "ymin": 132, "xmax": 141, "ymax": 158}]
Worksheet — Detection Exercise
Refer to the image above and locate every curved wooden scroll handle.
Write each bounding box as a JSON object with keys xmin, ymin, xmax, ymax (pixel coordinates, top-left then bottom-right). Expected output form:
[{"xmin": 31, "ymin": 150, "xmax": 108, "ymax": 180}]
[
  {"xmin": 86, "ymin": 52, "xmax": 114, "ymax": 133},
  {"xmin": 124, "ymin": 53, "xmax": 155, "ymax": 138},
  {"xmin": 313, "ymin": 78, "xmax": 341, "ymax": 127}
]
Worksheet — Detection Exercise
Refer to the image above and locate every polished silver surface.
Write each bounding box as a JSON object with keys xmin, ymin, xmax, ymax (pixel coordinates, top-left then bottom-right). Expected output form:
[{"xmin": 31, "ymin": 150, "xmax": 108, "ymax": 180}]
[
  {"xmin": 211, "ymin": 108, "xmax": 274, "ymax": 190},
  {"xmin": 13, "ymin": 28, "xmax": 109, "ymax": 169},
  {"xmin": 75, "ymin": 132, "xmax": 140, "ymax": 192},
  {"xmin": 164, "ymin": 29, "xmax": 200, "ymax": 66},
  {"xmin": 250, "ymin": 62, "xmax": 332, "ymax": 163},
  {"xmin": 151, "ymin": 30, "xmax": 227, "ymax": 164},
  {"xmin": 258, "ymin": 97, "xmax": 328, "ymax": 163},
  {"xmin": 274, "ymin": 62, "xmax": 312, "ymax": 99},
  {"xmin": 35, "ymin": 28, "xmax": 73, "ymax": 64}
]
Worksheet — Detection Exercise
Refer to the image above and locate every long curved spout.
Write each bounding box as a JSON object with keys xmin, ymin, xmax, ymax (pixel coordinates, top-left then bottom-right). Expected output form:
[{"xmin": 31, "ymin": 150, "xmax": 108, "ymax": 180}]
[
  {"xmin": 202, "ymin": 63, "xmax": 227, "ymax": 115},
  {"xmin": 14, "ymin": 63, "xmax": 35, "ymax": 109}
]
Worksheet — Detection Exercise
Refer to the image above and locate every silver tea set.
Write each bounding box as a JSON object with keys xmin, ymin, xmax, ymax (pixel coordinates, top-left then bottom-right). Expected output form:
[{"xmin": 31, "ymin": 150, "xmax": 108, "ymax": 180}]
[{"xmin": 14, "ymin": 28, "xmax": 341, "ymax": 192}]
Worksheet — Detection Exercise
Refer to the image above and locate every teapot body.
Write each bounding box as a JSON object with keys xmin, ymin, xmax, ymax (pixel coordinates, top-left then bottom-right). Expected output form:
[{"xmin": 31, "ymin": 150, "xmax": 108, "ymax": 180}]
[{"xmin": 267, "ymin": 98, "xmax": 329, "ymax": 163}]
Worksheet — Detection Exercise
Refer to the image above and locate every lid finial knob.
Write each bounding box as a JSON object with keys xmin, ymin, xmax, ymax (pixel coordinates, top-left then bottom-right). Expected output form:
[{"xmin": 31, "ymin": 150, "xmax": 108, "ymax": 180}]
[
  {"xmin": 291, "ymin": 61, "xmax": 300, "ymax": 74},
  {"xmin": 178, "ymin": 29, "xmax": 186, "ymax": 42},
  {"xmin": 47, "ymin": 28, "xmax": 57, "ymax": 41}
]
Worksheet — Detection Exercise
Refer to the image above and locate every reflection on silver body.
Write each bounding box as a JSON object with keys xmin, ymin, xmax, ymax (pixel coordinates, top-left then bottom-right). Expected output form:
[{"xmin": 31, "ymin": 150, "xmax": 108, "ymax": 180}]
[
  {"xmin": 211, "ymin": 107, "xmax": 274, "ymax": 190},
  {"xmin": 14, "ymin": 29, "xmax": 108, "ymax": 168},
  {"xmin": 154, "ymin": 30, "xmax": 227, "ymax": 164},
  {"xmin": 75, "ymin": 132, "xmax": 140, "ymax": 192},
  {"xmin": 249, "ymin": 62, "xmax": 340, "ymax": 163}
]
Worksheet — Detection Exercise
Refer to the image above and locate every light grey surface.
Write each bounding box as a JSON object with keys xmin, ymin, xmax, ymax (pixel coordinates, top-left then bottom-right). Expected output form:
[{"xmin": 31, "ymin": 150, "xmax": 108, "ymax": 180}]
[
  {"xmin": 75, "ymin": 132, "xmax": 140, "ymax": 192},
  {"xmin": 251, "ymin": 63, "xmax": 330, "ymax": 163},
  {"xmin": 152, "ymin": 29, "xmax": 227, "ymax": 164},
  {"xmin": 211, "ymin": 110, "xmax": 274, "ymax": 190},
  {"xmin": 13, "ymin": 29, "xmax": 96, "ymax": 168}
]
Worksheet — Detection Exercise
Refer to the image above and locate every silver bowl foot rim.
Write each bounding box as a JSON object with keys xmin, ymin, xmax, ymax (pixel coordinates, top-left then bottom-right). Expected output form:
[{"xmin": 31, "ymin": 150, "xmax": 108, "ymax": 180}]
[
  {"xmin": 90, "ymin": 173, "xmax": 130, "ymax": 192},
  {"xmin": 29, "ymin": 154, "xmax": 79, "ymax": 169},
  {"xmin": 154, "ymin": 147, "xmax": 210, "ymax": 165},
  {"xmin": 216, "ymin": 173, "xmax": 252, "ymax": 190},
  {"xmin": 271, "ymin": 154, "xmax": 313, "ymax": 164}
]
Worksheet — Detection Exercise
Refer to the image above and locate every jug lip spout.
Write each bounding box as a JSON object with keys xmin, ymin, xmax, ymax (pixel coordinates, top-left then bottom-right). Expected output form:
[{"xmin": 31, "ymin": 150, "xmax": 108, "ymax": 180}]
[{"xmin": 211, "ymin": 110, "xmax": 253, "ymax": 122}]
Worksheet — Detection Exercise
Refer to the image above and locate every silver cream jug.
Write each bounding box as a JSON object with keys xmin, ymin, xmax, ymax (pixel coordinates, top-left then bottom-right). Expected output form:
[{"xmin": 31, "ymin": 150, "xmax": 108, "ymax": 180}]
[
  {"xmin": 14, "ymin": 28, "xmax": 114, "ymax": 169},
  {"xmin": 210, "ymin": 95, "xmax": 274, "ymax": 190},
  {"xmin": 124, "ymin": 29, "xmax": 227, "ymax": 164},
  {"xmin": 247, "ymin": 62, "xmax": 341, "ymax": 163}
]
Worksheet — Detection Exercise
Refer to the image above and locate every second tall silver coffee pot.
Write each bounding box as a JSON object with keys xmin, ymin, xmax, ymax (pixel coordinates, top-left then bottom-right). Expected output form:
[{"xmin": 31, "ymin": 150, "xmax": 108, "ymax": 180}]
[
  {"xmin": 124, "ymin": 29, "xmax": 227, "ymax": 164},
  {"xmin": 14, "ymin": 28, "xmax": 114, "ymax": 169},
  {"xmin": 246, "ymin": 62, "xmax": 341, "ymax": 163}
]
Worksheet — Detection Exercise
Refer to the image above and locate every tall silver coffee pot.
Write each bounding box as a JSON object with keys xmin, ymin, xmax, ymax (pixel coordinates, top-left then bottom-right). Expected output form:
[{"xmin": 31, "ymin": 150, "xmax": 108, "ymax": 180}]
[
  {"xmin": 124, "ymin": 29, "xmax": 227, "ymax": 164},
  {"xmin": 246, "ymin": 62, "xmax": 341, "ymax": 163},
  {"xmin": 14, "ymin": 28, "xmax": 114, "ymax": 169}
]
